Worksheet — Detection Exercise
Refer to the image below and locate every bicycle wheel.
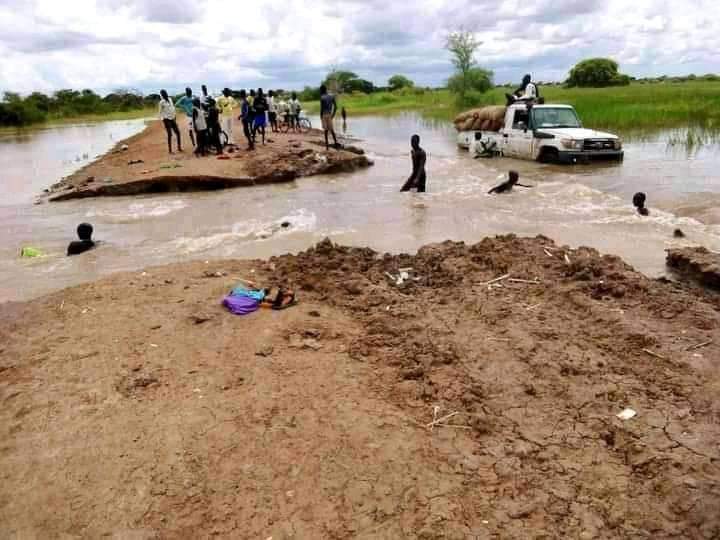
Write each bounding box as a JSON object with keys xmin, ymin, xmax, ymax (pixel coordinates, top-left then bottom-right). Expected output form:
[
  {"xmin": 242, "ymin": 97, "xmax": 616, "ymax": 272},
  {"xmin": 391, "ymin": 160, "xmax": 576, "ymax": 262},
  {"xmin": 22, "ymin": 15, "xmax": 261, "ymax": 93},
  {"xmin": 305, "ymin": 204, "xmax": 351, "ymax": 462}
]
[{"xmin": 298, "ymin": 118, "xmax": 312, "ymax": 134}]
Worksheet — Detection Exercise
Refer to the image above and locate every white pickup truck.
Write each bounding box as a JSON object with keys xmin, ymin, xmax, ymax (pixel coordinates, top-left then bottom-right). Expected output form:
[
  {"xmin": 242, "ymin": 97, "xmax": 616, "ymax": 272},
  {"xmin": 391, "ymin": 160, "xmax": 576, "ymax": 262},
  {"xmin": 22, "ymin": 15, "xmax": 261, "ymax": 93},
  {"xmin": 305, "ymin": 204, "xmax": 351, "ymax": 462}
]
[{"xmin": 457, "ymin": 103, "xmax": 624, "ymax": 163}]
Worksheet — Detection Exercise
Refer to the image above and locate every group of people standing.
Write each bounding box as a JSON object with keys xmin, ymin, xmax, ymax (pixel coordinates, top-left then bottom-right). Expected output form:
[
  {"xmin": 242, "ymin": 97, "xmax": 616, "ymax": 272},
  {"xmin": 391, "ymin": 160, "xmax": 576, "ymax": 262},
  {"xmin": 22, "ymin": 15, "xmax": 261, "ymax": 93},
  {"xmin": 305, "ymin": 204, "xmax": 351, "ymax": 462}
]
[{"xmin": 157, "ymin": 85, "xmax": 305, "ymax": 154}]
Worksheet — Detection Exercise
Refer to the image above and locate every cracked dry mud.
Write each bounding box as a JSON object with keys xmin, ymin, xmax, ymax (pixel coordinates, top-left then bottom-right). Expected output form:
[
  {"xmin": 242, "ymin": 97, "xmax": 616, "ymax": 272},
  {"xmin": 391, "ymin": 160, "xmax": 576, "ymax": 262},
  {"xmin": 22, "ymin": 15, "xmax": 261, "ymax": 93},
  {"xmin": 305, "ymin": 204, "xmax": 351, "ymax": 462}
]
[{"xmin": 1, "ymin": 235, "xmax": 719, "ymax": 538}]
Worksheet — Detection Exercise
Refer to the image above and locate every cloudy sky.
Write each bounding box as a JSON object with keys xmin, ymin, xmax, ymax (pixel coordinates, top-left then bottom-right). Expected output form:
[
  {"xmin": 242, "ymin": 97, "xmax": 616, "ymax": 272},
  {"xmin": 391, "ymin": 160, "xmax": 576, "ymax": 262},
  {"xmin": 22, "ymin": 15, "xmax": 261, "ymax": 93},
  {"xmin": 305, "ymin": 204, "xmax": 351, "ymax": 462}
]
[{"xmin": 0, "ymin": 0, "xmax": 718, "ymax": 96}]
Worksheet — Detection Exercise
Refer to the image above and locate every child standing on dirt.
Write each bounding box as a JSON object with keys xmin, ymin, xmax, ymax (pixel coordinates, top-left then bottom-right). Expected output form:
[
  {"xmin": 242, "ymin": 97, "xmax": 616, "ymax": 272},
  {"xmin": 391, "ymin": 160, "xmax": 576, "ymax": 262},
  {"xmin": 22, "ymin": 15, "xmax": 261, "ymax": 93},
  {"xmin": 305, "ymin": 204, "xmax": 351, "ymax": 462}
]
[
  {"xmin": 238, "ymin": 90, "xmax": 255, "ymax": 151},
  {"xmin": 192, "ymin": 98, "xmax": 208, "ymax": 156},
  {"xmin": 206, "ymin": 97, "xmax": 223, "ymax": 154},
  {"xmin": 253, "ymin": 88, "xmax": 268, "ymax": 145}
]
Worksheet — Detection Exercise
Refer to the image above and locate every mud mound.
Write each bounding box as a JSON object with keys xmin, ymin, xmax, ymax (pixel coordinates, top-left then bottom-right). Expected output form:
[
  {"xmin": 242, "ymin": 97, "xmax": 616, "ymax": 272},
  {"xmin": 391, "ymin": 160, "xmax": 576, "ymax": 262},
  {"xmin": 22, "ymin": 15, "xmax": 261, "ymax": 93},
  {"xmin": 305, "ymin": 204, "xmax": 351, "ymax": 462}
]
[
  {"xmin": 2, "ymin": 236, "xmax": 719, "ymax": 538},
  {"xmin": 264, "ymin": 236, "xmax": 720, "ymax": 538},
  {"xmin": 667, "ymin": 246, "xmax": 720, "ymax": 289}
]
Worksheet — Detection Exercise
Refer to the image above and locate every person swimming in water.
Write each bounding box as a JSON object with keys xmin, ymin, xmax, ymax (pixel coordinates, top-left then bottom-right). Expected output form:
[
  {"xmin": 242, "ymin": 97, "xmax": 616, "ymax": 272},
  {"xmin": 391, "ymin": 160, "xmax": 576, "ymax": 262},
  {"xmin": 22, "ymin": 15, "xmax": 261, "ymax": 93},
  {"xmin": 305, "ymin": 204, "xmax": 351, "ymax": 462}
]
[
  {"xmin": 400, "ymin": 134, "xmax": 427, "ymax": 193},
  {"xmin": 633, "ymin": 192, "xmax": 649, "ymax": 216},
  {"xmin": 67, "ymin": 223, "xmax": 96, "ymax": 256},
  {"xmin": 488, "ymin": 171, "xmax": 532, "ymax": 194}
]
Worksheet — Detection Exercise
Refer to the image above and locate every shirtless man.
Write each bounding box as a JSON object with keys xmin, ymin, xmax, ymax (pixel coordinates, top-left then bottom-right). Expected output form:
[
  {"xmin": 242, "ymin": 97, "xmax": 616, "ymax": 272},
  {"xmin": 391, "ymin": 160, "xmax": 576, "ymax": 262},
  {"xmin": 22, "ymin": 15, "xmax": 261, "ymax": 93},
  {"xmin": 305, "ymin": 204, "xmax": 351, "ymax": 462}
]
[
  {"xmin": 488, "ymin": 171, "xmax": 532, "ymax": 194},
  {"xmin": 400, "ymin": 134, "xmax": 427, "ymax": 193},
  {"xmin": 633, "ymin": 192, "xmax": 650, "ymax": 216}
]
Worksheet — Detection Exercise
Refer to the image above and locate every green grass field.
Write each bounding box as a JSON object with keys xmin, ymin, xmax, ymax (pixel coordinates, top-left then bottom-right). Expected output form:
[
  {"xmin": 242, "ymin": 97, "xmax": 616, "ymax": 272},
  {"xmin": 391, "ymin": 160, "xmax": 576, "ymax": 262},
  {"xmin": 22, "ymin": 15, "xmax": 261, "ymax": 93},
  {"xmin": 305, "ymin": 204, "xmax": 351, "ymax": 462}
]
[{"xmin": 307, "ymin": 81, "xmax": 720, "ymax": 134}]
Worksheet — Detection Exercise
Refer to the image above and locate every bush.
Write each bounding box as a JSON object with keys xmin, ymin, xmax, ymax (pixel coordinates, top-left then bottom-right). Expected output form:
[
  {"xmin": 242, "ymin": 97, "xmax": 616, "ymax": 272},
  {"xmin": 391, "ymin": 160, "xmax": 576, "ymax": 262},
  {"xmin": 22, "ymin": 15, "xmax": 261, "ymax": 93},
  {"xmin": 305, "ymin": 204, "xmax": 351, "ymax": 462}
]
[
  {"xmin": 566, "ymin": 58, "xmax": 631, "ymax": 88},
  {"xmin": 388, "ymin": 75, "xmax": 414, "ymax": 91},
  {"xmin": 448, "ymin": 67, "xmax": 493, "ymax": 105}
]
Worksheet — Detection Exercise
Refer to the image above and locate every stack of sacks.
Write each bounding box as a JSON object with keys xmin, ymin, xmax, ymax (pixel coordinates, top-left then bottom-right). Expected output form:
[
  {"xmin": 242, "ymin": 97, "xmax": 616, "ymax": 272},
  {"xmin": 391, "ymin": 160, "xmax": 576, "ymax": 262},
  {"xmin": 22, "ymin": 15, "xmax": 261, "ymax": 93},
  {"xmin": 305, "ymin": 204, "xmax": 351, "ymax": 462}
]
[{"xmin": 453, "ymin": 106, "xmax": 507, "ymax": 132}]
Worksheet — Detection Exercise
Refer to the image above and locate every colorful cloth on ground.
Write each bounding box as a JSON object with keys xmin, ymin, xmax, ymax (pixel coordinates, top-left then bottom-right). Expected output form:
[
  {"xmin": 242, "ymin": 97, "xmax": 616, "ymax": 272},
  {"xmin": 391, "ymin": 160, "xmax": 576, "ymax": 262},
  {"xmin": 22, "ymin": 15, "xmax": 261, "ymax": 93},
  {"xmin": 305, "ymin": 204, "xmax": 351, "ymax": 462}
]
[
  {"xmin": 230, "ymin": 286, "xmax": 266, "ymax": 301},
  {"xmin": 222, "ymin": 294, "xmax": 260, "ymax": 315}
]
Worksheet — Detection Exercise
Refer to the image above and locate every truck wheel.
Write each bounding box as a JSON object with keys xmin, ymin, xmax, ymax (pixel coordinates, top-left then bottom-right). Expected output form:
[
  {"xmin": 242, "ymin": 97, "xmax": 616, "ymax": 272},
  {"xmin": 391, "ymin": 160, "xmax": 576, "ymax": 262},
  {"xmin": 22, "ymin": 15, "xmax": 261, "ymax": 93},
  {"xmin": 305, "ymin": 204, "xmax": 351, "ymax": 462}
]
[{"xmin": 538, "ymin": 147, "xmax": 559, "ymax": 163}]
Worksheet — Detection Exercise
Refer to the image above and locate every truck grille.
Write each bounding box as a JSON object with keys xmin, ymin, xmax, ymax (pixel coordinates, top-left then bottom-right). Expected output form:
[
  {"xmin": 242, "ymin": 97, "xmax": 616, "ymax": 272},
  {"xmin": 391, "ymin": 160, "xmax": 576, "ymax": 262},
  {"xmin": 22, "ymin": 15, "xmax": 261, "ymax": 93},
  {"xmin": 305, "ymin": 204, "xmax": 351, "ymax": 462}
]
[{"xmin": 583, "ymin": 139, "xmax": 615, "ymax": 151}]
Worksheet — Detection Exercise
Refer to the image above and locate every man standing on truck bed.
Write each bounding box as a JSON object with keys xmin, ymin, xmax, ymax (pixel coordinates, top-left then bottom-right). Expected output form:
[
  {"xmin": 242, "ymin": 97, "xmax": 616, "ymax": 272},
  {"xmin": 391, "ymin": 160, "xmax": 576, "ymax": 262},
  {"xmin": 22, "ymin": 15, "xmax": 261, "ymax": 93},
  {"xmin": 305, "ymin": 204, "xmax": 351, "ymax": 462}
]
[{"xmin": 506, "ymin": 74, "xmax": 538, "ymax": 105}]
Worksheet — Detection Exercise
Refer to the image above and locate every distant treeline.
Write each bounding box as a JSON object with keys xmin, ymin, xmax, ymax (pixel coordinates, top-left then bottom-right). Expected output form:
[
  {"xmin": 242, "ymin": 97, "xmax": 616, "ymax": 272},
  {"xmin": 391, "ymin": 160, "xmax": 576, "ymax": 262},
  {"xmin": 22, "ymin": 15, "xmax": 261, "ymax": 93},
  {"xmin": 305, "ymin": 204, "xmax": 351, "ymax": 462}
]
[{"xmin": 0, "ymin": 89, "xmax": 158, "ymax": 127}]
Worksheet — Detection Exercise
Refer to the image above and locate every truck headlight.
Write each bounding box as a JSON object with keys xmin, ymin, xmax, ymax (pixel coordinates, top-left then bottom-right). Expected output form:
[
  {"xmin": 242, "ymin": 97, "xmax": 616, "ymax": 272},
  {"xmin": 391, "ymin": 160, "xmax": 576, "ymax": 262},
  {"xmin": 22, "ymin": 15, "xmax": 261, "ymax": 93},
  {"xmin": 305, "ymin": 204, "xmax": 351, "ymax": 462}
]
[
  {"xmin": 614, "ymin": 139, "xmax": 623, "ymax": 150},
  {"xmin": 561, "ymin": 138, "xmax": 582, "ymax": 149}
]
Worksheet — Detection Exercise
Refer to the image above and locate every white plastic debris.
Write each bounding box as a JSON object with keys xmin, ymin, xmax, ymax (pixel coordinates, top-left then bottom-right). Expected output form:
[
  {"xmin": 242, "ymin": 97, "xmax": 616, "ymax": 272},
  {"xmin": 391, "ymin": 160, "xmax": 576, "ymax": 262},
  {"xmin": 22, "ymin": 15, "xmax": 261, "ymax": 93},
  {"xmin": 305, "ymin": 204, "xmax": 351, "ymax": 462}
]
[{"xmin": 617, "ymin": 408, "xmax": 637, "ymax": 420}]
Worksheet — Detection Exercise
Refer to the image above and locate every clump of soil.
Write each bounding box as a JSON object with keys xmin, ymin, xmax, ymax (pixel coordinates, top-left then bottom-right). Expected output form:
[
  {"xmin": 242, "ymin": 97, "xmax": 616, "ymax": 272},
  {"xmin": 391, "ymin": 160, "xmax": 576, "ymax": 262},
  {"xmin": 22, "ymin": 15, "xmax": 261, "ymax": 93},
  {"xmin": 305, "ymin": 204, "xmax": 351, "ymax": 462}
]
[
  {"xmin": 1, "ymin": 235, "xmax": 719, "ymax": 538},
  {"xmin": 667, "ymin": 246, "xmax": 720, "ymax": 289}
]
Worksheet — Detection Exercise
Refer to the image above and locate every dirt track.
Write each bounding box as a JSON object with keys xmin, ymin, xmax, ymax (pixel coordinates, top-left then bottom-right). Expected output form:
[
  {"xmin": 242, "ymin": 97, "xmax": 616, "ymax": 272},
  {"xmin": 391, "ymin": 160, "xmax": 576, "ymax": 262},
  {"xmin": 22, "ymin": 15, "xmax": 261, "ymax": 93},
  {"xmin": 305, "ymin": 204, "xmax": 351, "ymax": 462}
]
[
  {"xmin": 1, "ymin": 236, "xmax": 719, "ymax": 538},
  {"xmin": 42, "ymin": 119, "xmax": 371, "ymax": 202}
]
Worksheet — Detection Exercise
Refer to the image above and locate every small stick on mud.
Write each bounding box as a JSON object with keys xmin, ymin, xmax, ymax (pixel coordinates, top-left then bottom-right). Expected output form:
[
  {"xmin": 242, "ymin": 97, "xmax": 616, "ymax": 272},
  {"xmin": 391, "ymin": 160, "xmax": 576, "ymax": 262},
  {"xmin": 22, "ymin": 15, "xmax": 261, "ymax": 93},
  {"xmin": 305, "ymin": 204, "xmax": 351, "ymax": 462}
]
[
  {"xmin": 509, "ymin": 278, "xmax": 541, "ymax": 284},
  {"xmin": 481, "ymin": 274, "xmax": 510, "ymax": 286},
  {"xmin": 434, "ymin": 424, "xmax": 472, "ymax": 430},
  {"xmin": 686, "ymin": 340, "xmax": 713, "ymax": 351},
  {"xmin": 642, "ymin": 348, "xmax": 667, "ymax": 360},
  {"xmin": 564, "ymin": 253, "xmax": 572, "ymax": 265},
  {"xmin": 427, "ymin": 411, "xmax": 459, "ymax": 429},
  {"xmin": 543, "ymin": 248, "xmax": 554, "ymax": 258},
  {"xmin": 526, "ymin": 303, "xmax": 542, "ymax": 311}
]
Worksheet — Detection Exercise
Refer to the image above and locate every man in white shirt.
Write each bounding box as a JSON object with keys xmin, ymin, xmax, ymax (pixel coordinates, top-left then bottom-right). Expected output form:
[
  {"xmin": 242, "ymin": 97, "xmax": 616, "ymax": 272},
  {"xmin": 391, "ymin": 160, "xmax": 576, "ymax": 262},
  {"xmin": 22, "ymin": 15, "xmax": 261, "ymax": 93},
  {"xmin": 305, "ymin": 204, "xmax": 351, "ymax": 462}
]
[
  {"xmin": 506, "ymin": 74, "xmax": 538, "ymax": 105},
  {"xmin": 288, "ymin": 93, "xmax": 301, "ymax": 131}
]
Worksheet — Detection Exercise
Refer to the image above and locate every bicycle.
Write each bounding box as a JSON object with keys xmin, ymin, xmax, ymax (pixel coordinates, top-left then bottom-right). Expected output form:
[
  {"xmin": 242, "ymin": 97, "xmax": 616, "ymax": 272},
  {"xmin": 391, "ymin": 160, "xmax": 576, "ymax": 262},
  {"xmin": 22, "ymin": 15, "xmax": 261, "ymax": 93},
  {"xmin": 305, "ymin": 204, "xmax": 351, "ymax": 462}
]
[{"xmin": 280, "ymin": 113, "xmax": 312, "ymax": 134}]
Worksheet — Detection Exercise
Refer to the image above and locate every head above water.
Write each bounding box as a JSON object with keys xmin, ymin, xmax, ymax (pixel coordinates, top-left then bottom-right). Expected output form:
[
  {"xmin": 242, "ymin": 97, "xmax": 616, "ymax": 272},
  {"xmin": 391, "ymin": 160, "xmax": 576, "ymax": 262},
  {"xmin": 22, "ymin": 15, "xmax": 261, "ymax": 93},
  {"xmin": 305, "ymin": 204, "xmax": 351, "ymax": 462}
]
[
  {"xmin": 410, "ymin": 134, "xmax": 420, "ymax": 149},
  {"xmin": 185, "ymin": 87, "xmax": 192, "ymax": 97},
  {"xmin": 508, "ymin": 170, "xmax": 519, "ymax": 184},
  {"xmin": 77, "ymin": 222, "xmax": 93, "ymax": 241},
  {"xmin": 160, "ymin": 89, "xmax": 169, "ymax": 100},
  {"xmin": 633, "ymin": 192, "xmax": 646, "ymax": 209}
]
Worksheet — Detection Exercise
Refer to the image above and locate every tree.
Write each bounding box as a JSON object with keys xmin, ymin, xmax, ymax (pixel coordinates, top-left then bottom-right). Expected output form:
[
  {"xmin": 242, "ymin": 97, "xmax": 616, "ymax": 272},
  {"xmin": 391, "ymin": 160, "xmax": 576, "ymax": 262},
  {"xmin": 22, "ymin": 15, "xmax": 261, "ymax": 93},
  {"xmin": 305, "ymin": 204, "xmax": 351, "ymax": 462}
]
[
  {"xmin": 445, "ymin": 30, "xmax": 491, "ymax": 104},
  {"xmin": 323, "ymin": 70, "xmax": 375, "ymax": 94},
  {"xmin": 566, "ymin": 58, "xmax": 631, "ymax": 88},
  {"xmin": 447, "ymin": 67, "xmax": 493, "ymax": 106},
  {"xmin": 388, "ymin": 74, "xmax": 414, "ymax": 91}
]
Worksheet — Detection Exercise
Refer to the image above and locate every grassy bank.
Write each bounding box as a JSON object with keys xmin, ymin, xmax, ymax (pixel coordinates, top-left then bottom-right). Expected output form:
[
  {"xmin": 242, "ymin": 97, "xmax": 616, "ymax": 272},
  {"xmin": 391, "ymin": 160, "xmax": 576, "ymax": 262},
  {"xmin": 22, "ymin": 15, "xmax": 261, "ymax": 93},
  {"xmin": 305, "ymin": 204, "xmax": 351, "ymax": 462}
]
[
  {"xmin": 0, "ymin": 108, "xmax": 155, "ymax": 134},
  {"xmin": 308, "ymin": 81, "xmax": 720, "ymax": 133}
]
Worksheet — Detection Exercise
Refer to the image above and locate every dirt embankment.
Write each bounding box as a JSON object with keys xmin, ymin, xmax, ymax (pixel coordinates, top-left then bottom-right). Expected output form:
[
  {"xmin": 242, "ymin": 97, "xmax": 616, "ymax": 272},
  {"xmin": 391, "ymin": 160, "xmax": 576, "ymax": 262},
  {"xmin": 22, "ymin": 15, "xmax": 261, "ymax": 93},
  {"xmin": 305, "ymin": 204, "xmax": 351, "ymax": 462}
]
[
  {"xmin": 1, "ymin": 236, "xmax": 719, "ymax": 538},
  {"xmin": 42, "ymin": 119, "xmax": 372, "ymax": 202},
  {"xmin": 667, "ymin": 246, "xmax": 720, "ymax": 289}
]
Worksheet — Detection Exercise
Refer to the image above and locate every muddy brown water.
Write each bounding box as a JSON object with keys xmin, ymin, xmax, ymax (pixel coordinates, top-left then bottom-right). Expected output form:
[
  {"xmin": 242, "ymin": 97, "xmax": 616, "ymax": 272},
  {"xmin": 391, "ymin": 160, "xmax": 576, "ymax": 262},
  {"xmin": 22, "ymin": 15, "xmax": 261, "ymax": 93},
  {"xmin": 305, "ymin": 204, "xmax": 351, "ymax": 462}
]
[{"xmin": 1, "ymin": 114, "xmax": 719, "ymax": 301}]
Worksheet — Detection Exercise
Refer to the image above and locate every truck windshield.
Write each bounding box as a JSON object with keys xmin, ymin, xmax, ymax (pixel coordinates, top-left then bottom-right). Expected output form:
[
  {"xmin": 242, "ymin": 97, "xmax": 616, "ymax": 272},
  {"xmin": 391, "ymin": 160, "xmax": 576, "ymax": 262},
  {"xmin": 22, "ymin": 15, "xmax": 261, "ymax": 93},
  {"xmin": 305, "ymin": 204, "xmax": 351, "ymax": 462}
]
[{"xmin": 532, "ymin": 108, "xmax": 581, "ymax": 129}]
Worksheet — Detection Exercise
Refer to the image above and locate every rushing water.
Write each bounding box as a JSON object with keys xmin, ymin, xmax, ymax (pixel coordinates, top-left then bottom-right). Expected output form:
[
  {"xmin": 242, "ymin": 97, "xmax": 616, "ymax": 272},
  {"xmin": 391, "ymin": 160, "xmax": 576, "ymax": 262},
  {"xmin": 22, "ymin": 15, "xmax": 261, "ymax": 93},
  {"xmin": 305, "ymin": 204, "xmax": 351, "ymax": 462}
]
[{"xmin": 1, "ymin": 114, "xmax": 720, "ymax": 302}]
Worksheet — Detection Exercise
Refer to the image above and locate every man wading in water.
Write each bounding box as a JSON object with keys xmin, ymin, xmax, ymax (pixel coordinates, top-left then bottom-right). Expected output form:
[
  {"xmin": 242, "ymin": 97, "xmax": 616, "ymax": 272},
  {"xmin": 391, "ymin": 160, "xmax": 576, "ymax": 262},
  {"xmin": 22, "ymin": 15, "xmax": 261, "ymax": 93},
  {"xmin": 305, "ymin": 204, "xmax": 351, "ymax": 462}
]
[{"xmin": 400, "ymin": 134, "xmax": 427, "ymax": 193}]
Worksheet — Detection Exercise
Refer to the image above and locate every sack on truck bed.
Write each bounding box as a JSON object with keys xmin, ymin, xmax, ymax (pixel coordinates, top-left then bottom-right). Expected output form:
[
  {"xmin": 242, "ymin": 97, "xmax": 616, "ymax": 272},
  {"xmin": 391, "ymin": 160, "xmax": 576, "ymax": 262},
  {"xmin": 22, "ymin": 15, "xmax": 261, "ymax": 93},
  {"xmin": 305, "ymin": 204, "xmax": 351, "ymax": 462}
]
[{"xmin": 454, "ymin": 105, "xmax": 507, "ymax": 132}]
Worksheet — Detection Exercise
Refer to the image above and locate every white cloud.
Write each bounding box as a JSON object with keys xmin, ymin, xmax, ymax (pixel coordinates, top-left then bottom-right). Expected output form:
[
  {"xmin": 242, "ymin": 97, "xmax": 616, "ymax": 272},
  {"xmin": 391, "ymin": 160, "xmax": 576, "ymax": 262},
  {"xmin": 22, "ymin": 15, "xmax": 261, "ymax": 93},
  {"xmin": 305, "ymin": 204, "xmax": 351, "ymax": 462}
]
[{"xmin": 0, "ymin": 0, "xmax": 718, "ymax": 95}]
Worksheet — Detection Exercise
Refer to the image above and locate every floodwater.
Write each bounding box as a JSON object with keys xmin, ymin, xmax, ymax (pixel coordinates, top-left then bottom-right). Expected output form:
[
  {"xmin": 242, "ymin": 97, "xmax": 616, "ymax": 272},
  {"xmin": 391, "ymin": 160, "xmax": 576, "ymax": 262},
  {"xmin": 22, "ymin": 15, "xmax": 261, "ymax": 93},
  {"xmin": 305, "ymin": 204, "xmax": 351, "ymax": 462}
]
[{"xmin": 1, "ymin": 114, "xmax": 719, "ymax": 302}]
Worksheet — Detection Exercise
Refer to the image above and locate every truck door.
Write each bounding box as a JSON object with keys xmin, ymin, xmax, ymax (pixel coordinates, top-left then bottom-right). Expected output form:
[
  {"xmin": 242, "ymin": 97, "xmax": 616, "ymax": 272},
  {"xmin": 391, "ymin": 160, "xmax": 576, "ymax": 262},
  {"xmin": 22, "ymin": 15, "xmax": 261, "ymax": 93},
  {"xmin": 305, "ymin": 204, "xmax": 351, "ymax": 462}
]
[{"xmin": 504, "ymin": 108, "xmax": 533, "ymax": 158}]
